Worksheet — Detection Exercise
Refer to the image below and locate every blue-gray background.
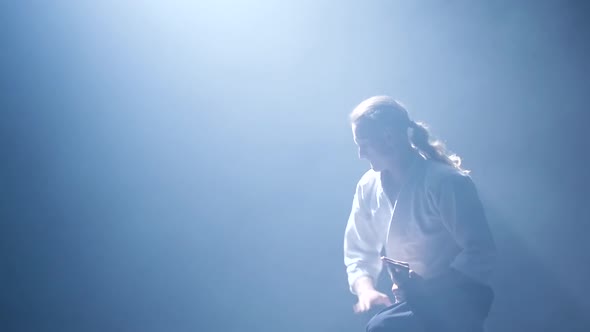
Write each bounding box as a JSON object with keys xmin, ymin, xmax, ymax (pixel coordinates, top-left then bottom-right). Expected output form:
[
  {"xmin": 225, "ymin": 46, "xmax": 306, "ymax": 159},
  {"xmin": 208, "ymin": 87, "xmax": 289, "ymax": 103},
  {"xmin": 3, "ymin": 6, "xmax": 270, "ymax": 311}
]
[{"xmin": 2, "ymin": 1, "xmax": 589, "ymax": 331}]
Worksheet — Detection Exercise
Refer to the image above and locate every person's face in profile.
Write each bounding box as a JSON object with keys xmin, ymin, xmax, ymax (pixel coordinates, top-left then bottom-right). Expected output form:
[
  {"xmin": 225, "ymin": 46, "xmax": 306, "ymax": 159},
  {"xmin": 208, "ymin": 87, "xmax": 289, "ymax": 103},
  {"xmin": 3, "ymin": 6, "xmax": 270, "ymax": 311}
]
[
  {"xmin": 352, "ymin": 123, "xmax": 396, "ymax": 172},
  {"xmin": 352, "ymin": 119, "xmax": 411, "ymax": 172}
]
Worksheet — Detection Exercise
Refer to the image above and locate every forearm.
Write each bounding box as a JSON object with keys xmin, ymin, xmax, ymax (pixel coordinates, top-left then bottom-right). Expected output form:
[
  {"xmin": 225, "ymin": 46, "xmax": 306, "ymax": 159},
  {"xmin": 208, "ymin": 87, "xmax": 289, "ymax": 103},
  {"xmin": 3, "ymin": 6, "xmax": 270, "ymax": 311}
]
[
  {"xmin": 344, "ymin": 217, "xmax": 384, "ymax": 294},
  {"xmin": 345, "ymin": 258, "xmax": 383, "ymax": 294},
  {"xmin": 352, "ymin": 275, "xmax": 376, "ymax": 295},
  {"xmin": 344, "ymin": 178, "xmax": 387, "ymax": 294}
]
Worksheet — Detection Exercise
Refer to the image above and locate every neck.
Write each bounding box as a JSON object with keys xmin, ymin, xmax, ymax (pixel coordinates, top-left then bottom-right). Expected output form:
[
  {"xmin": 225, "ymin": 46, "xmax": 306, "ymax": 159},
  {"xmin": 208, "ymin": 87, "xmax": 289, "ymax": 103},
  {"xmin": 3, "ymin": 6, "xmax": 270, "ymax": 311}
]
[{"xmin": 385, "ymin": 148, "xmax": 421, "ymax": 184}]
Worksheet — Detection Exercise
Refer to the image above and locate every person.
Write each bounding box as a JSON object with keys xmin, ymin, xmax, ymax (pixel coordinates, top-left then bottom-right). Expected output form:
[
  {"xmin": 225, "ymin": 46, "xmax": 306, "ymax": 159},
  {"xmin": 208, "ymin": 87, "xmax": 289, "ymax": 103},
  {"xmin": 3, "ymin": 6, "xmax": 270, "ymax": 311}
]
[{"xmin": 343, "ymin": 96, "xmax": 496, "ymax": 332}]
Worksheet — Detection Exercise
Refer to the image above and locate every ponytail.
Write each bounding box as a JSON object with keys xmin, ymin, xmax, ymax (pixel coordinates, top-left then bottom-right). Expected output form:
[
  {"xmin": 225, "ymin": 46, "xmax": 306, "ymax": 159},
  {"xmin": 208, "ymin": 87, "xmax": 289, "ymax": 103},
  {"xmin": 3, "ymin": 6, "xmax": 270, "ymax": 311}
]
[{"xmin": 409, "ymin": 121, "xmax": 468, "ymax": 173}]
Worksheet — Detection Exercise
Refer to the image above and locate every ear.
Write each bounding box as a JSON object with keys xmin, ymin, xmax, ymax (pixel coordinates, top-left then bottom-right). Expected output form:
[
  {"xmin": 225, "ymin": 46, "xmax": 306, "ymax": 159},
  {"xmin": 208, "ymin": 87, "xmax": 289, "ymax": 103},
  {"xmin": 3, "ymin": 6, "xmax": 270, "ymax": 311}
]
[
  {"xmin": 384, "ymin": 130, "xmax": 411, "ymax": 152},
  {"xmin": 382, "ymin": 128, "xmax": 401, "ymax": 147},
  {"xmin": 381, "ymin": 132, "xmax": 393, "ymax": 148}
]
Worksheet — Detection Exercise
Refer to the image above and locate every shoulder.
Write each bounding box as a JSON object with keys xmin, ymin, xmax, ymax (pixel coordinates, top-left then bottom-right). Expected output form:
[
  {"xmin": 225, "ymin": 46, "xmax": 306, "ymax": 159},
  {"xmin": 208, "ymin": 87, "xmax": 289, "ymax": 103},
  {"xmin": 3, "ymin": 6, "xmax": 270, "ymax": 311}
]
[
  {"xmin": 355, "ymin": 169, "xmax": 380, "ymax": 197},
  {"xmin": 423, "ymin": 160, "xmax": 473, "ymax": 192},
  {"xmin": 357, "ymin": 169, "xmax": 379, "ymax": 186}
]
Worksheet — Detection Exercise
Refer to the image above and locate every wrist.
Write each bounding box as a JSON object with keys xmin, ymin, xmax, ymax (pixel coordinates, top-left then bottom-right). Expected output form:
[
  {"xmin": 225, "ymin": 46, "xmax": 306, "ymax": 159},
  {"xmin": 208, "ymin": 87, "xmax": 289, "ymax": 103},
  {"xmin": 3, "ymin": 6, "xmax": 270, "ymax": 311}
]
[{"xmin": 353, "ymin": 276, "xmax": 375, "ymax": 295}]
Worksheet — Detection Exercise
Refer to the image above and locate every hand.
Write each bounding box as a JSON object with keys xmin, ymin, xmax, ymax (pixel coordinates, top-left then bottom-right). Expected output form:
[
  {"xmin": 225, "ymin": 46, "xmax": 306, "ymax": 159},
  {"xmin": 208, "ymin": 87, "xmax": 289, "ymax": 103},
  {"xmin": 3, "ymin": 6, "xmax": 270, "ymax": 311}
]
[{"xmin": 353, "ymin": 289, "xmax": 393, "ymax": 313}]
